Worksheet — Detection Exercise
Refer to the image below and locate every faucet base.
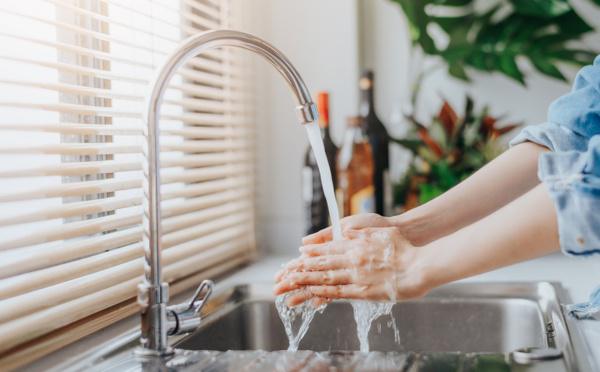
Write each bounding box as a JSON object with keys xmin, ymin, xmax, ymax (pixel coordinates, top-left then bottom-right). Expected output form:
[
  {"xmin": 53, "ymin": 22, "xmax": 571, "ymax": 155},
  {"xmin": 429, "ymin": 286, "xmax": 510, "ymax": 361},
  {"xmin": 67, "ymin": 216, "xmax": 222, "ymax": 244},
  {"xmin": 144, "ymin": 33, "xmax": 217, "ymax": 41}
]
[{"xmin": 133, "ymin": 345, "xmax": 175, "ymax": 358}]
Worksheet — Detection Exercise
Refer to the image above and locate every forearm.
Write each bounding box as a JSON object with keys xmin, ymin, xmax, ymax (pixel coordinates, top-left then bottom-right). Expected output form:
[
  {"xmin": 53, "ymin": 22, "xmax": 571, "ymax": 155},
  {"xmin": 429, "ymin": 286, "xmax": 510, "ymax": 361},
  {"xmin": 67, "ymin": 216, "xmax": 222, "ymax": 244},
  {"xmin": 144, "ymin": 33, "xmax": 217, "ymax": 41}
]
[
  {"xmin": 415, "ymin": 184, "xmax": 559, "ymax": 290},
  {"xmin": 391, "ymin": 142, "xmax": 548, "ymax": 245}
]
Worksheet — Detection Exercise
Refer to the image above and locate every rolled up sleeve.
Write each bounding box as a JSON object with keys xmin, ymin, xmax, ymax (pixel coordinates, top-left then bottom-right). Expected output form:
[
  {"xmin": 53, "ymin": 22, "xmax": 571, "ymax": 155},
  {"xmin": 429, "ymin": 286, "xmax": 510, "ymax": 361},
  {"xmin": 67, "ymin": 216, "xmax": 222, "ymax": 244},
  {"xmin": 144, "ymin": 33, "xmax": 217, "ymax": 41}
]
[
  {"xmin": 537, "ymin": 136, "xmax": 600, "ymax": 256},
  {"xmin": 510, "ymin": 55, "xmax": 600, "ymax": 257}
]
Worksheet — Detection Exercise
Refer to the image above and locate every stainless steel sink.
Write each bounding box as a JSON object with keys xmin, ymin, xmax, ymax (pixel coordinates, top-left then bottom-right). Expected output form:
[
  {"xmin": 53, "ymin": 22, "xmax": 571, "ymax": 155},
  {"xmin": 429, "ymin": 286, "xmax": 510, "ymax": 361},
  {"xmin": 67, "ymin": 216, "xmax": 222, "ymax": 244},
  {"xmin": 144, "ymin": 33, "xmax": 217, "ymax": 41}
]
[
  {"xmin": 59, "ymin": 282, "xmax": 595, "ymax": 371},
  {"xmin": 177, "ymin": 288, "xmax": 544, "ymax": 352}
]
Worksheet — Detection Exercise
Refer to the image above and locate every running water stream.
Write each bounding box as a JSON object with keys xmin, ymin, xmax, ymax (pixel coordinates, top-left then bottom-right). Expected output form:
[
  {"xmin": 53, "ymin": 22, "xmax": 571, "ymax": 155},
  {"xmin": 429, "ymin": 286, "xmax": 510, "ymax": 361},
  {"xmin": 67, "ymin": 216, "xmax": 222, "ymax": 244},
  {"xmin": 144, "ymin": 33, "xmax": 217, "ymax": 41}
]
[
  {"xmin": 276, "ymin": 122, "xmax": 397, "ymax": 352},
  {"xmin": 303, "ymin": 122, "xmax": 342, "ymax": 240}
]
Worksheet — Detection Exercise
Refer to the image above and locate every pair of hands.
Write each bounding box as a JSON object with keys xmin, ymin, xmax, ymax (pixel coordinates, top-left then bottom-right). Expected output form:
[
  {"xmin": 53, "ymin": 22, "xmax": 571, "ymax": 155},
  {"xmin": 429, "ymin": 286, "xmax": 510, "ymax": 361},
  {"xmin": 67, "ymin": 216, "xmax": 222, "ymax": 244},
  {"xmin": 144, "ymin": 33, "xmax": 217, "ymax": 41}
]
[{"xmin": 274, "ymin": 214, "xmax": 429, "ymax": 307}]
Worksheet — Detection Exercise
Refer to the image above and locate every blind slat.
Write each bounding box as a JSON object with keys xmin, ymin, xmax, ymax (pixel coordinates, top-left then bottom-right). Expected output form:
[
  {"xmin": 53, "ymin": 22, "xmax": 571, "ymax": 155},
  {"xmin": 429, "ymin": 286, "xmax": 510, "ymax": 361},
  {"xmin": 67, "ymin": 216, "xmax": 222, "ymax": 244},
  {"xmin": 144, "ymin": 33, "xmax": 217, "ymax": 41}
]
[
  {"xmin": 183, "ymin": 0, "xmax": 221, "ymax": 19},
  {"xmin": 0, "ymin": 178, "xmax": 142, "ymax": 203},
  {"xmin": 0, "ymin": 102, "xmax": 247, "ymax": 125},
  {"xmin": 0, "ymin": 140, "xmax": 249, "ymax": 155},
  {"xmin": 0, "ymin": 154, "xmax": 250, "ymax": 178},
  {"xmin": 0, "ymin": 123, "xmax": 250, "ymax": 137},
  {"xmin": 0, "ymin": 186, "xmax": 248, "ymax": 227}
]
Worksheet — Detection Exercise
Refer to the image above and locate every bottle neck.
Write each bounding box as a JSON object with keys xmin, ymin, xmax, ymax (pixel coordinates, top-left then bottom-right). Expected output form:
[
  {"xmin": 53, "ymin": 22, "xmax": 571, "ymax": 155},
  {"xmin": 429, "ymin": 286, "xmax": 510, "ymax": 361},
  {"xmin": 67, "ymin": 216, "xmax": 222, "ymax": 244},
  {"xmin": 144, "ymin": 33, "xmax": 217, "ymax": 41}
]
[
  {"xmin": 359, "ymin": 88, "xmax": 375, "ymax": 117},
  {"xmin": 320, "ymin": 126, "xmax": 327, "ymax": 138}
]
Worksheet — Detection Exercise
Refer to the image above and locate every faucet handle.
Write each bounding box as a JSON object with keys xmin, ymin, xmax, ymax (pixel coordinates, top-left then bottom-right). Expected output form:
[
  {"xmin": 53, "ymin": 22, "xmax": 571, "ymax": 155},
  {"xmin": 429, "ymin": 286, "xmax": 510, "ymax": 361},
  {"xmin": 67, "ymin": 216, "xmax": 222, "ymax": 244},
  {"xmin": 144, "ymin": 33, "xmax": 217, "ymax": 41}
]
[
  {"xmin": 166, "ymin": 280, "xmax": 214, "ymax": 336},
  {"xmin": 186, "ymin": 279, "xmax": 214, "ymax": 314}
]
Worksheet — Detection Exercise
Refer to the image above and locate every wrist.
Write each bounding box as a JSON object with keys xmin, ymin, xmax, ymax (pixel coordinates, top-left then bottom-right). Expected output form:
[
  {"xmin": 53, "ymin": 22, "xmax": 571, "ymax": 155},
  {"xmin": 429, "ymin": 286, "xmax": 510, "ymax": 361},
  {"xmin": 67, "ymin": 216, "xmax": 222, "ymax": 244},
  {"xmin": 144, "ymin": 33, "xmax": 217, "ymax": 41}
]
[
  {"xmin": 408, "ymin": 240, "xmax": 449, "ymax": 296},
  {"xmin": 388, "ymin": 206, "xmax": 435, "ymax": 246}
]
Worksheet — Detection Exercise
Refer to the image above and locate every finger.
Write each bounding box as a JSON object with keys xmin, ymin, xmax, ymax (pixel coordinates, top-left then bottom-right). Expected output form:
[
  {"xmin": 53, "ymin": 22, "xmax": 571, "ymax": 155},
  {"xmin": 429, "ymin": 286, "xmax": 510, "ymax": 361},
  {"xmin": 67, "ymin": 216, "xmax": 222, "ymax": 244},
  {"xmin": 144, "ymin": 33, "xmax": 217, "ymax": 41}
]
[
  {"xmin": 302, "ymin": 226, "xmax": 333, "ymax": 245},
  {"xmin": 300, "ymin": 242, "xmax": 346, "ymax": 257},
  {"xmin": 282, "ymin": 255, "xmax": 350, "ymax": 273},
  {"xmin": 274, "ymin": 258, "xmax": 302, "ymax": 282},
  {"xmin": 274, "ymin": 270, "xmax": 353, "ymax": 295},
  {"xmin": 307, "ymin": 284, "xmax": 370, "ymax": 300},
  {"xmin": 312, "ymin": 297, "xmax": 331, "ymax": 307},
  {"xmin": 286, "ymin": 291, "xmax": 312, "ymax": 307},
  {"xmin": 285, "ymin": 293, "xmax": 331, "ymax": 308},
  {"xmin": 274, "ymin": 269, "xmax": 284, "ymax": 283},
  {"xmin": 343, "ymin": 228, "xmax": 367, "ymax": 240}
]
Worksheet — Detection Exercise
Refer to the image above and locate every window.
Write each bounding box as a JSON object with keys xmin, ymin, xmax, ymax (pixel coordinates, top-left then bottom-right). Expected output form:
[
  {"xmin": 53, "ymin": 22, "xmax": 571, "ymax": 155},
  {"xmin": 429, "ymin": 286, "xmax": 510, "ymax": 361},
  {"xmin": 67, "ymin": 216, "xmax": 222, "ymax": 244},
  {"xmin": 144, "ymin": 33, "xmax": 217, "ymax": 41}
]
[{"xmin": 0, "ymin": 0, "xmax": 254, "ymax": 367}]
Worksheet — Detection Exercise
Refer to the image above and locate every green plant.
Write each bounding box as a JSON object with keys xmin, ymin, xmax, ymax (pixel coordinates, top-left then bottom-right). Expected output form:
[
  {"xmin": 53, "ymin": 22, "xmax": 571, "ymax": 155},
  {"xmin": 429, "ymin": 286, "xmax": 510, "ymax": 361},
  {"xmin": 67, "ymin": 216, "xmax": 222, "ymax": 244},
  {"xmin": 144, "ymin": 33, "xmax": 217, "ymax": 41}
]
[
  {"xmin": 393, "ymin": 96, "xmax": 519, "ymax": 207},
  {"xmin": 390, "ymin": 0, "xmax": 599, "ymax": 84}
]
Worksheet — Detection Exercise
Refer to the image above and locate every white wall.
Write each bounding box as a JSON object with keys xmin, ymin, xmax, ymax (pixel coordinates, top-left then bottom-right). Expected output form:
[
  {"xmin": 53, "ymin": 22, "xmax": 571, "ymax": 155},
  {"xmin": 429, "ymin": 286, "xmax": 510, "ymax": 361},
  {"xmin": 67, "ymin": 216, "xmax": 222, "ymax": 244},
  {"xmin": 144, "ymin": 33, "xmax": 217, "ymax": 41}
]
[
  {"xmin": 359, "ymin": 0, "xmax": 600, "ymax": 131},
  {"xmin": 240, "ymin": 0, "xmax": 360, "ymax": 255}
]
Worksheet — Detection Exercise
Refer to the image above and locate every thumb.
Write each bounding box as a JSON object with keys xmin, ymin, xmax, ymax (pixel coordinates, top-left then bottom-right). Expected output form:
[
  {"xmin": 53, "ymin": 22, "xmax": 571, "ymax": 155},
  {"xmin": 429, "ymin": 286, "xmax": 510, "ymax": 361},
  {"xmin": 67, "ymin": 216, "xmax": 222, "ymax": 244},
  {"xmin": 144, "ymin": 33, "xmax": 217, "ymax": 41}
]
[{"xmin": 302, "ymin": 226, "xmax": 333, "ymax": 245}]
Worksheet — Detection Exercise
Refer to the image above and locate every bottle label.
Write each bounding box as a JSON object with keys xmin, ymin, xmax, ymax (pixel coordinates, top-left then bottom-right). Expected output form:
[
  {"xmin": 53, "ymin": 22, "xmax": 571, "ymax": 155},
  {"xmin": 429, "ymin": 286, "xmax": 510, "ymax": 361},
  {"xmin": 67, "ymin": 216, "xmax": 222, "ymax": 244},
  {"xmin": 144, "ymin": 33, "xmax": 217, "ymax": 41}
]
[
  {"xmin": 302, "ymin": 167, "xmax": 312, "ymax": 202},
  {"xmin": 351, "ymin": 185, "xmax": 375, "ymax": 215},
  {"xmin": 336, "ymin": 188, "xmax": 344, "ymax": 218},
  {"xmin": 383, "ymin": 169, "xmax": 393, "ymax": 216}
]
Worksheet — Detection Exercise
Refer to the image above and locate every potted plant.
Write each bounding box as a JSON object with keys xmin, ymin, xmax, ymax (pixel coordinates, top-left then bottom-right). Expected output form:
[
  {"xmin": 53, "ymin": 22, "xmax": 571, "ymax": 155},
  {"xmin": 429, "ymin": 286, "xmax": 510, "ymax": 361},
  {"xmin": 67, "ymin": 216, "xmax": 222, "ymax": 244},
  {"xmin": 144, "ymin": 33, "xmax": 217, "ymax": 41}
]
[{"xmin": 389, "ymin": 0, "xmax": 599, "ymax": 210}]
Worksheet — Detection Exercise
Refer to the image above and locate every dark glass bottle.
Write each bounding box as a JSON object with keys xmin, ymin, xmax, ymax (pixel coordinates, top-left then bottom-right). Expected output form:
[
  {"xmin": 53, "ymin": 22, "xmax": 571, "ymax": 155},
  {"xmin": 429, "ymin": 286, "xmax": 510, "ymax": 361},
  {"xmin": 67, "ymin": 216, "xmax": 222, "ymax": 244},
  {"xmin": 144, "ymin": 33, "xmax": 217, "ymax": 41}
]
[
  {"xmin": 303, "ymin": 92, "xmax": 338, "ymax": 234},
  {"xmin": 359, "ymin": 70, "xmax": 391, "ymax": 215}
]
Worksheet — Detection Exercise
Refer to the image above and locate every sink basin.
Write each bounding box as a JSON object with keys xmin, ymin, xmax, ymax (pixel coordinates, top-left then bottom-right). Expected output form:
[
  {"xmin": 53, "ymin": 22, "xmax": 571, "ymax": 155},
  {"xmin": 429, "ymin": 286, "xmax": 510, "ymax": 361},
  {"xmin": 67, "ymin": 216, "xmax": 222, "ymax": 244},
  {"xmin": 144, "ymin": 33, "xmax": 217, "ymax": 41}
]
[
  {"xmin": 172, "ymin": 282, "xmax": 592, "ymax": 371},
  {"xmin": 176, "ymin": 291, "xmax": 545, "ymax": 352},
  {"xmin": 59, "ymin": 282, "xmax": 595, "ymax": 371}
]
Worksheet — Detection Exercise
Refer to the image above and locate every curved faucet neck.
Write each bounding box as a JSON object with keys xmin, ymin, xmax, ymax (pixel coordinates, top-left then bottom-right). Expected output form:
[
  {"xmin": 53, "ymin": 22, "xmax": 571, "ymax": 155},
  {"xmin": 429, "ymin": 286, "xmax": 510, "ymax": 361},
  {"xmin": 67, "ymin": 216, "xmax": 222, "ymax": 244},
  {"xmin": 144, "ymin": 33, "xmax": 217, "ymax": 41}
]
[{"xmin": 139, "ymin": 29, "xmax": 317, "ymax": 355}]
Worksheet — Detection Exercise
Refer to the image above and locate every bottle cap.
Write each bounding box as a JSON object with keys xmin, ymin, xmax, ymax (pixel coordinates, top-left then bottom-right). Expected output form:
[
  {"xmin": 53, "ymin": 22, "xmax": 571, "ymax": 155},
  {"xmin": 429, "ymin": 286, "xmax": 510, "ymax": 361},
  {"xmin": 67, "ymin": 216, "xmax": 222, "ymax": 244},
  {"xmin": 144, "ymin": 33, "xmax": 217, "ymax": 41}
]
[
  {"xmin": 346, "ymin": 116, "xmax": 363, "ymax": 128},
  {"xmin": 317, "ymin": 92, "xmax": 329, "ymax": 128},
  {"xmin": 359, "ymin": 70, "xmax": 374, "ymax": 90}
]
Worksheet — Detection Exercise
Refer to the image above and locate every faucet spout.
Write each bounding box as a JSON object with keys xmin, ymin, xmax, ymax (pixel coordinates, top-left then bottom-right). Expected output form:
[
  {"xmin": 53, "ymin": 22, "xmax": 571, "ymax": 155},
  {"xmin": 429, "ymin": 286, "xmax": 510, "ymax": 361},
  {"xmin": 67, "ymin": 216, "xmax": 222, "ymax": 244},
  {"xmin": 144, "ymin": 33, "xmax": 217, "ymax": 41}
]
[{"xmin": 139, "ymin": 30, "xmax": 318, "ymax": 355}]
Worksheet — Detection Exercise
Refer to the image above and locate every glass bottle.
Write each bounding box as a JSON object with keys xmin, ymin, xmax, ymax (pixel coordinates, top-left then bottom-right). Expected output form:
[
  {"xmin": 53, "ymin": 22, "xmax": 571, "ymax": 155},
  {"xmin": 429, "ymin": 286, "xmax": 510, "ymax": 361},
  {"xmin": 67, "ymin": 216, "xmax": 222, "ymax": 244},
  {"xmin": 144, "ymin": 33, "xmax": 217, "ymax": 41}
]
[{"xmin": 337, "ymin": 116, "xmax": 375, "ymax": 216}]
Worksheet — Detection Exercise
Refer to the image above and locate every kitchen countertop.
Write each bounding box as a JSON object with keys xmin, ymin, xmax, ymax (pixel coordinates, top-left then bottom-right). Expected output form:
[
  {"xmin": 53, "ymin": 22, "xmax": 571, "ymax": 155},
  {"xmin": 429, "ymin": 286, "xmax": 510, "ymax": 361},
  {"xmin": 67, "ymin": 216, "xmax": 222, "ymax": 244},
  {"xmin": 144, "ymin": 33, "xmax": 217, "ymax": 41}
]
[{"xmin": 34, "ymin": 253, "xmax": 600, "ymax": 371}]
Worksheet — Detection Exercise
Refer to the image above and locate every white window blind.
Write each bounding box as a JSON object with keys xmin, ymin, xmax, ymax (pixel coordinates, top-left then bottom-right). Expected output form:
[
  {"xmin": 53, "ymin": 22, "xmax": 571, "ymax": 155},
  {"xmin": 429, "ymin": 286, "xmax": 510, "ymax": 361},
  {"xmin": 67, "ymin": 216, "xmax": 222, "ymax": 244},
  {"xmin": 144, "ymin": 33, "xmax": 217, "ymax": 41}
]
[{"xmin": 0, "ymin": 0, "xmax": 255, "ymax": 367}]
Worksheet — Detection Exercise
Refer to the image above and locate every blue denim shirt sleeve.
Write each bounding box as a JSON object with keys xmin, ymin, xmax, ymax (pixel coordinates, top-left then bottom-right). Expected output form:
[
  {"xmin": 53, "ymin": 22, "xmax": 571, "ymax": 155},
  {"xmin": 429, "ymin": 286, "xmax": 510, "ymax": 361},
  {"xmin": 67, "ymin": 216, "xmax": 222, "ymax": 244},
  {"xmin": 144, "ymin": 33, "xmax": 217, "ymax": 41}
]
[{"xmin": 510, "ymin": 55, "xmax": 600, "ymax": 257}]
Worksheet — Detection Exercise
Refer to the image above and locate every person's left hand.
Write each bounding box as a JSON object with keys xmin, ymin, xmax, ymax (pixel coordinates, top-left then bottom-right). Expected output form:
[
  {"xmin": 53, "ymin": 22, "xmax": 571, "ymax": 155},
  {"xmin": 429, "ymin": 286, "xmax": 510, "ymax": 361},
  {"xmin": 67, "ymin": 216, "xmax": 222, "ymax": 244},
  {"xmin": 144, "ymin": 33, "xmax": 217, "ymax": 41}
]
[{"xmin": 274, "ymin": 227, "xmax": 428, "ymax": 307}]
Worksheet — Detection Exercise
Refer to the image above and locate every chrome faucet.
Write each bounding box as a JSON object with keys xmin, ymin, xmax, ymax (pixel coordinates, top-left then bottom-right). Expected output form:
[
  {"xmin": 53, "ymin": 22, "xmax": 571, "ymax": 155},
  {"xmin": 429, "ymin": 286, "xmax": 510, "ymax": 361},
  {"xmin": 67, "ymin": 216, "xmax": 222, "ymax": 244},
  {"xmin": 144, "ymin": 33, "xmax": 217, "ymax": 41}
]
[{"xmin": 138, "ymin": 29, "xmax": 318, "ymax": 356}]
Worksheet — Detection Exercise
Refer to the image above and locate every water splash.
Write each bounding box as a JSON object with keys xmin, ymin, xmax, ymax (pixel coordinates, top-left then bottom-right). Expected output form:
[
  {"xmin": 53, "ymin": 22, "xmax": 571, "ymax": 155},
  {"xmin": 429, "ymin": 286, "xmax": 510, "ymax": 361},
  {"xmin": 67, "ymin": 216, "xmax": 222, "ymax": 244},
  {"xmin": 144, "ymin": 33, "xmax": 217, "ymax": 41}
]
[
  {"xmin": 352, "ymin": 301, "xmax": 395, "ymax": 352},
  {"xmin": 275, "ymin": 292, "xmax": 326, "ymax": 351}
]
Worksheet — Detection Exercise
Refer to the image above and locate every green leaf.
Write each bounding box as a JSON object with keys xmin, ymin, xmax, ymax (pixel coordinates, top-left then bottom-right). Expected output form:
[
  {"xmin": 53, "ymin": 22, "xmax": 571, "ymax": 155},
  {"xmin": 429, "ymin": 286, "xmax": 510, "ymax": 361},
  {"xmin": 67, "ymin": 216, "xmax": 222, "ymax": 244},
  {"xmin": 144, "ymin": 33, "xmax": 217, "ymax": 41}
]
[
  {"xmin": 528, "ymin": 53, "xmax": 566, "ymax": 81},
  {"xmin": 462, "ymin": 149, "xmax": 486, "ymax": 170},
  {"xmin": 547, "ymin": 49, "xmax": 597, "ymax": 66},
  {"xmin": 429, "ymin": 120, "xmax": 449, "ymax": 151},
  {"xmin": 390, "ymin": 138, "xmax": 422, "ymax": 153},
  {"xmin": 448, "ymin": 61, "xmax": 470, "ymax": 81},
  {"xmin": 418, "ymin": 183, "xmax": 445, "ymax": 204},
  {"xmin": 463, "ymin": 121, "xmax": 482, "ymax": 147},
  {"xmin": 431, "ymin": 161, "xmax": 459, "ymax": 189},
  {"xmin": 510, "ymin": 0, "xmax": 571, "ymax": 18},
  {"xmin": 389, "ymin": 0, "xmax": 598, "ymax": 84},
  {"xmin": 555, "ymin": 10, "xmax": 594, "ymax": 36},
  {"xmin": 499, "ymin": 53, "xmax": 525, "ymax": 85}
]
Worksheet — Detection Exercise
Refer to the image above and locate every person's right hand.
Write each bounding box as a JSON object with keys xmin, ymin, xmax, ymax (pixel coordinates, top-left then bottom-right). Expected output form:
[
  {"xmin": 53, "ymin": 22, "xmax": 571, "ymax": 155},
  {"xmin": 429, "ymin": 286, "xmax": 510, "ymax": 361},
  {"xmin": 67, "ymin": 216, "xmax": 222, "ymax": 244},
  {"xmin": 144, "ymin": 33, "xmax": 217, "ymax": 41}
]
[
  {"xmin": 275, "ymin": 227, "xmax": 429, "ymax": 306},
  {"xmin": 303, "ymin": 213, "xmax": 396, "ymax": 245}
]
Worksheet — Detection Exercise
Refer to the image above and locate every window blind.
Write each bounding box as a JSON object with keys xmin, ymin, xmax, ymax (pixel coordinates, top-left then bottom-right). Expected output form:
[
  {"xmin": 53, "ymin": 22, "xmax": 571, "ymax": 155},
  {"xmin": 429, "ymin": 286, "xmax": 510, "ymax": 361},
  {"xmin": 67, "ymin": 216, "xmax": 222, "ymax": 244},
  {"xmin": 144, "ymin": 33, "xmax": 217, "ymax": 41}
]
[{"xmin": 0, "ymin": 0, "xmax": 255, "ymax": 367}]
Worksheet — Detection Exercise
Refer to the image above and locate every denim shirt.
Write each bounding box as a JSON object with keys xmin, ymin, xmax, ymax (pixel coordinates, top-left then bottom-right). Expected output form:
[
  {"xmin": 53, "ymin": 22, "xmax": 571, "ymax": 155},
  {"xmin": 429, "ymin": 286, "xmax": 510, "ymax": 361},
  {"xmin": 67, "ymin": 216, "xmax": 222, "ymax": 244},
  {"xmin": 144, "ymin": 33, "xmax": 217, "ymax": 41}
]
[{"xmin": 510, "ymin": 55, "xmax": 600, "ymax": 319}]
